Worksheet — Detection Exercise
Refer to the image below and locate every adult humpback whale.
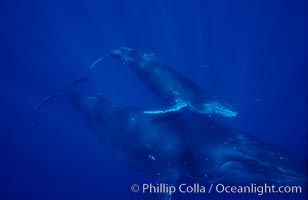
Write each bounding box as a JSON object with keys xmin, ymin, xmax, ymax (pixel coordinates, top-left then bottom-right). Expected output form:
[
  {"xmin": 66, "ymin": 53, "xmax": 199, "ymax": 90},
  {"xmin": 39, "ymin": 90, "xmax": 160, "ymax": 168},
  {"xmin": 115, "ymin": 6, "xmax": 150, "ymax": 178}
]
[
  {"xmin": 33, "ymin": 79, "xmax": 306, "ymax": 199},
  {"xmin": 91, "ymin": 47, "xmax": 237, "ymax": 118}
]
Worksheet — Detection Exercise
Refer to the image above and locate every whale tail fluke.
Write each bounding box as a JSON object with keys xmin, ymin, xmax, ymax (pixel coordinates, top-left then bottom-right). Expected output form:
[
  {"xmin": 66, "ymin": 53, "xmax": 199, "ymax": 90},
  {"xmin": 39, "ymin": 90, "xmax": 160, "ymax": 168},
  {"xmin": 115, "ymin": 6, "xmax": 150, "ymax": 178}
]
[{"xmin": 32, "ymin": 77, "xmax": 88, "ymax": 124}]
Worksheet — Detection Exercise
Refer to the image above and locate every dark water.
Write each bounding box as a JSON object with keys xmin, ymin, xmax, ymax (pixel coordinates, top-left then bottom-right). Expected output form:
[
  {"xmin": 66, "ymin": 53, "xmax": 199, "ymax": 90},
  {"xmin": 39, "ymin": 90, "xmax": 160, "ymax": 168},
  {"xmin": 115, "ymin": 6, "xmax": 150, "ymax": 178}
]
[{"xmin": 0, "ymin": 0, "xmax": 307, "ymax": 199}]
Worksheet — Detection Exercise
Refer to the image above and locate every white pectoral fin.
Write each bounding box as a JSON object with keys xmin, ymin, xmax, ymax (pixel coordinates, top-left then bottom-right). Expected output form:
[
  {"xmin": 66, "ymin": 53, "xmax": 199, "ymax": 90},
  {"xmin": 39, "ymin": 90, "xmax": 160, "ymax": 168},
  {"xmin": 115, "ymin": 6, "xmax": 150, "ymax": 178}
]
[
  {"xmin": 202, "ymin": 102, "xmax": 238, "ymax": 117},
  {"xmin": 143, "ymin": 101, "xmax": 188, "ymax": 114}
]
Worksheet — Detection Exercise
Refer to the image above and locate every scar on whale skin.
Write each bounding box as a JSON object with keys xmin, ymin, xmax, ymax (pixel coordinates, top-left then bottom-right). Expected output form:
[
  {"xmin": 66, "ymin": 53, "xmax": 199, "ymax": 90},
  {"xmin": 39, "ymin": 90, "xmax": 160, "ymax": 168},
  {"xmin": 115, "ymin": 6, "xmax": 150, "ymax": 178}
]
[{"xmin": 91, "ymin": 47, "xmax": 237, "ymax": 118}]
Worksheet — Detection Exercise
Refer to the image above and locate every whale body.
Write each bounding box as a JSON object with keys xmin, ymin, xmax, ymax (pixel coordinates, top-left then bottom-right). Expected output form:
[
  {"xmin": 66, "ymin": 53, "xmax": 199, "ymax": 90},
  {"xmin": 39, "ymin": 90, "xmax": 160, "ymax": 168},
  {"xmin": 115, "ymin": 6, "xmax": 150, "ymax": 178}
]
[
  {"xmin": 33, "ymin": 85, "xmax": 307, "ymax": 199},
  {"xmin": 92, "ymin": 47, "xmax": 237, "ymax": 118}
]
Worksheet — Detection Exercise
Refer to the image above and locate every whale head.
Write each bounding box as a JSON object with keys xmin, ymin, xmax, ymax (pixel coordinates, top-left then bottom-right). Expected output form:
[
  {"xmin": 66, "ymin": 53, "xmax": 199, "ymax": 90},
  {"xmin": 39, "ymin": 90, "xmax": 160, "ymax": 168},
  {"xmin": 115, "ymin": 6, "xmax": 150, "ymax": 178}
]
[{"xmin": 108, "ymin": 47, "xmax": 159, "ymax": 68}]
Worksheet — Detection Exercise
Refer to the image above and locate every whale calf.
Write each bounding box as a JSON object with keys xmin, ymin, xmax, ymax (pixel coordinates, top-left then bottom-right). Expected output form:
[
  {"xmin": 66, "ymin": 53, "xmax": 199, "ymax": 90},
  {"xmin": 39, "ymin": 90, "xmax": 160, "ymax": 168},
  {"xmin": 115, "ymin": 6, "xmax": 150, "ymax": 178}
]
[
  {"xmin": 91, "ymin": 47, "xmax": 237, "ymax": 118},
  {"xmin": 33, "ymin": 80, "xmax": 306, "ymax": 199}
]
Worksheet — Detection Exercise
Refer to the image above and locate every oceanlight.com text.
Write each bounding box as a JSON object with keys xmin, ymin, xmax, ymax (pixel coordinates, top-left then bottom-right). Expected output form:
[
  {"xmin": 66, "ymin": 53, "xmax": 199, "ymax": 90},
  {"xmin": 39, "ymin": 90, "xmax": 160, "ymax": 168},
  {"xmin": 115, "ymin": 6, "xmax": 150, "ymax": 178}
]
[{"xmin": 130, "ymin": 183, "xmax": 303, "ymax": 196}]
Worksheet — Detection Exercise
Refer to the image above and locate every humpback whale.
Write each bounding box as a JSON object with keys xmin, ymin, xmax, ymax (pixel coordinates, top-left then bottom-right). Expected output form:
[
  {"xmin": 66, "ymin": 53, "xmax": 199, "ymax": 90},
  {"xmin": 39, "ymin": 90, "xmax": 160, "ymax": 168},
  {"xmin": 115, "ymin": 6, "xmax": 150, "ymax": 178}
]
[
  {"xmin": 91, "ymin": 47, "xmax": 237, "ymax": 118},
  {"xmin": 33, "ymin": 79, "xmax": 307, "ymax": 199}
]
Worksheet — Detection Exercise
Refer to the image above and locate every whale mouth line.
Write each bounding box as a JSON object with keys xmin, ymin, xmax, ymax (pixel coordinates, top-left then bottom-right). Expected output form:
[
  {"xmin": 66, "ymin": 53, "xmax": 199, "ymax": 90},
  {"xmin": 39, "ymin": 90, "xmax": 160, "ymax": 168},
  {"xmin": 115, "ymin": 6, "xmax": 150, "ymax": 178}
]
[{"xmin": 90, "ymin": 55, "xmax": 109, "ymax": 69}]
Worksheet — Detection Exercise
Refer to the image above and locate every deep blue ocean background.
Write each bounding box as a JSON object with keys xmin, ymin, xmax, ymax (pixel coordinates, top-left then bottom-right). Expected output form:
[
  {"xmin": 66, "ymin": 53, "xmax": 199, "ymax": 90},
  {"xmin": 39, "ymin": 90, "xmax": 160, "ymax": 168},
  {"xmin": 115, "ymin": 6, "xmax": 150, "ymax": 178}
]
[{"xmin": 0, "ymin": 0, "xmax": 307, "ymax": 199}]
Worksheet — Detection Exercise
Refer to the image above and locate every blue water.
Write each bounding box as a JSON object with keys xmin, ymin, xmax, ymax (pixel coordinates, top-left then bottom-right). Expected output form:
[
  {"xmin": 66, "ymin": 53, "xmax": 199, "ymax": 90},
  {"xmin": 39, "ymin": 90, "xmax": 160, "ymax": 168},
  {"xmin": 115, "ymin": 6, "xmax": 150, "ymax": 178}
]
[{"xmin": 0, "ymin": 0, "xmax": 307, "ymax": 199}]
